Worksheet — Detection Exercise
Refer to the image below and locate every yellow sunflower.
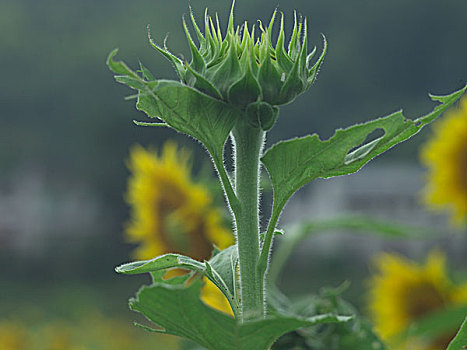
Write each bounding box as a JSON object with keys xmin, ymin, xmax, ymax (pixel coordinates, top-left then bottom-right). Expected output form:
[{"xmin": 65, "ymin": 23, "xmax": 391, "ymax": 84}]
[
  {"xmin": 368, "ymin": 250, "xmax": 467, "ymax": 350},
  {"xmin": 421, "ymin": 96, "xmax": 467, "ymax": 226},
  {"xmin": 125, "ymin": 142, "xmax": 234, "ymax": 314},
  {"xmin": 0, "ymin": 321, "xmax": 27, "ymax": 350}
]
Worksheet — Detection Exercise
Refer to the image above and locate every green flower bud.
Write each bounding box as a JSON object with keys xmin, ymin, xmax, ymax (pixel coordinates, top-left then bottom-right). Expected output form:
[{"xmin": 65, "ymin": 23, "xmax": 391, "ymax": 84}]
[{"xmin": 149, "ymin": 0, "xmax": 326, "ymax": 129}]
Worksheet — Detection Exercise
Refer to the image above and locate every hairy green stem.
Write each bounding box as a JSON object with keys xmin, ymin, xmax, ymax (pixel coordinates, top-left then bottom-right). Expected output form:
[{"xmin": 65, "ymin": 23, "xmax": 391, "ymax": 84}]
[
  {"xmin": 232, "ymin": 121, "xmax": 265, "ymax": 321},
  {"xmin": 212, "ymin": 154, "xmax": 241, "ymax": 216},
  {"xmin": 257, "ymin": 208, "xmax": 281, "ymax": 294}
]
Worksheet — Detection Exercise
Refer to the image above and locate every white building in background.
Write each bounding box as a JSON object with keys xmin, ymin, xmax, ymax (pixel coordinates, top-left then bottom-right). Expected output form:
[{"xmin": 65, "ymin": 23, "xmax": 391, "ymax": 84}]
[
  {"xmin": 0, "ymin": 166, "xmax": 104, "ymax": 258},
  {"xmin": 279, "ymin": 161, "xmax": 466, "ymax": 265}
]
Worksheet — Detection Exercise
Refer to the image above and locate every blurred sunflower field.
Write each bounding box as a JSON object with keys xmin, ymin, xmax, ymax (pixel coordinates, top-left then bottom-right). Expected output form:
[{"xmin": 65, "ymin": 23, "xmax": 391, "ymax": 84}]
[
  {"xmin": 421, "ymin": 97, "xmax": 467, "ymax": 226},
  {"xmin": 2, "ymin": 0, "xmax": 467, "ymax": 349},
  {"xmin": 124, "ymin": 142, "xmax": 234, "ymax": 314},
  {"xmin": 0, "ymin": 314, "xmax": 177, "ymax": 350},
  {"xmin": 369, "ymin": 250, "xmax": 467, "ymax": 349}
]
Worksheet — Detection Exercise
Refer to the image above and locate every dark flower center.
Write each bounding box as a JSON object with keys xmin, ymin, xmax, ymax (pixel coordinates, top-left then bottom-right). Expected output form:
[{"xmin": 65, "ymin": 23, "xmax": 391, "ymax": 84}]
[{"xmin": 404, "ymin": 281, "xmax": 446, "ymax": 319}]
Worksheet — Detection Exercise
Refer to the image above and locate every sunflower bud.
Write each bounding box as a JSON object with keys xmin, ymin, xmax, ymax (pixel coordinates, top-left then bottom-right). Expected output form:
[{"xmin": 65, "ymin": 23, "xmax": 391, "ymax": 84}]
[{"xmin": 150, "ymin": 1, "xmax": 326, "ymax": 130}]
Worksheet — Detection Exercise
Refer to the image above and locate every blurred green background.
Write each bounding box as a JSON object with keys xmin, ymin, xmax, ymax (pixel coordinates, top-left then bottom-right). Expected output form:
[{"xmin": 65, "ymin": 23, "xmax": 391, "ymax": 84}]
[{"xmin": 1, "ymin": 0, "xmax": 466, "ymax": 348}]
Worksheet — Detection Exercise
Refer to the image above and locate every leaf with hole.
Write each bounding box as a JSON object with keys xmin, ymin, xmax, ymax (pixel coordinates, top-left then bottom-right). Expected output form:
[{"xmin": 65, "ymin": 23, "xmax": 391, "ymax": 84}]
[{"xmin": 261, "ymin": 85, "xmax": 467, "ymax": 232}]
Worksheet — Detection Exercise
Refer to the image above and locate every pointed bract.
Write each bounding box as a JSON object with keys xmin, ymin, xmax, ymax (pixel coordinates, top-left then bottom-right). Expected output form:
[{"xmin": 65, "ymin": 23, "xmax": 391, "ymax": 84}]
[{"xmin": 110, "ymin": 1, "xmax": 325, "ymax": 130}]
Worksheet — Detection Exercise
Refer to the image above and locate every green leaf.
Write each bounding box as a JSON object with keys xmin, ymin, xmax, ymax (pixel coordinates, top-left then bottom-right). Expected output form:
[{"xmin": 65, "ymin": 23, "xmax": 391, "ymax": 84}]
[
  {"xmin": 116, "ymin": 246, "xmax": 240, "ymax": 317},
  {"xmin": 262, "ymin": 85, "xmax": 467, "ymax": 234},
  {"xmin": 137, "ymin": 81, "xmax": 238, "ymax": 166},
  {"xmin": 268, "ymin": 215, "xmax": 426, "ymax": 284},
  {"xmin": 115, "ymin": 253, "xmax": 205, "ymax": 275},
  {"xmin": 448, "ymin": 317, "xmax": 467, "ymax": 350},
  {"xmin": 129, "ymin": 273, "xmax": 352, "ymax": 350},
  {"xmin": 132, "ymin": 120, "xmax": 168, "ymax": 127},
  {"xmin": 204, "ymin": 248, "xmax": 240, "ymax": 316},
  {"xmin": 181, "ymin": 340, "xmax": 207, "ymax": 350},
  {"xmin": 107, "ymin": 49, "xmax": 239, "ymax": 166},
  {"xmin": 268, "ymin": 285, "xmax": 385, "ymax": 350},
  {"xmin": 208, "ymin": 245, "xmax": 239, "ymax": 301}
]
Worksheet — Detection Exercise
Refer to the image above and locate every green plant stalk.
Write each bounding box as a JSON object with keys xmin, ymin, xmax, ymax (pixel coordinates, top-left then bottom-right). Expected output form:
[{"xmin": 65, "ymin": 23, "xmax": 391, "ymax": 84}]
[
  {"xmin": 212, "ymin": 153, "xmax": 241, "ymax": 216},
  {"xmin": 257, "ymin": 208, "xmax": 281, "ymax": 292},
  {"xmin": 232, "ymin": 120, "xmax": 265, "ymax": 321}
]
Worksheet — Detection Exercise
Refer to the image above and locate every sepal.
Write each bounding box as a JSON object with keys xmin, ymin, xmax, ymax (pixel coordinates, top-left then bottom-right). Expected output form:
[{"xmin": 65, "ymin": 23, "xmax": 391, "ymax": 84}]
[
  {"xmin": 228, "ymin": 61, "xmax": 262, "ymax": 106},
  {"xmin": 245, "ymin": 102, "xmax": 279, "ymax": 131},
  {"xmin": 144, "ymin": 2, "xmax": 326, "ymax": 121}
]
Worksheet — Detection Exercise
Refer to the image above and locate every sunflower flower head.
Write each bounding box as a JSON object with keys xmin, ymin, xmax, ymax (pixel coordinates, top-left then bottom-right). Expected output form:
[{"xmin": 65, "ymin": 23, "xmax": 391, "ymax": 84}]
[
  {"xmin": 150, "ymin": 0, "xmax": 326, "ymax": 130},
  {"xmin": 0, "ymin": 321, "xmax": 27, "ymax": 350},
  {"xmin": 124, "ymin": 142, "xmax": 234, "ymax": 314},
  {"xmin": 421, "ymin": 96, "xmax": 467, "ymax": 226},
  {"xmin": 125, "ymin": 142, "xmax": 233, "ymax": 260},
  {"xmin": 368, "ymin": 250, "xmax": 467, "ymax": 350}
]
